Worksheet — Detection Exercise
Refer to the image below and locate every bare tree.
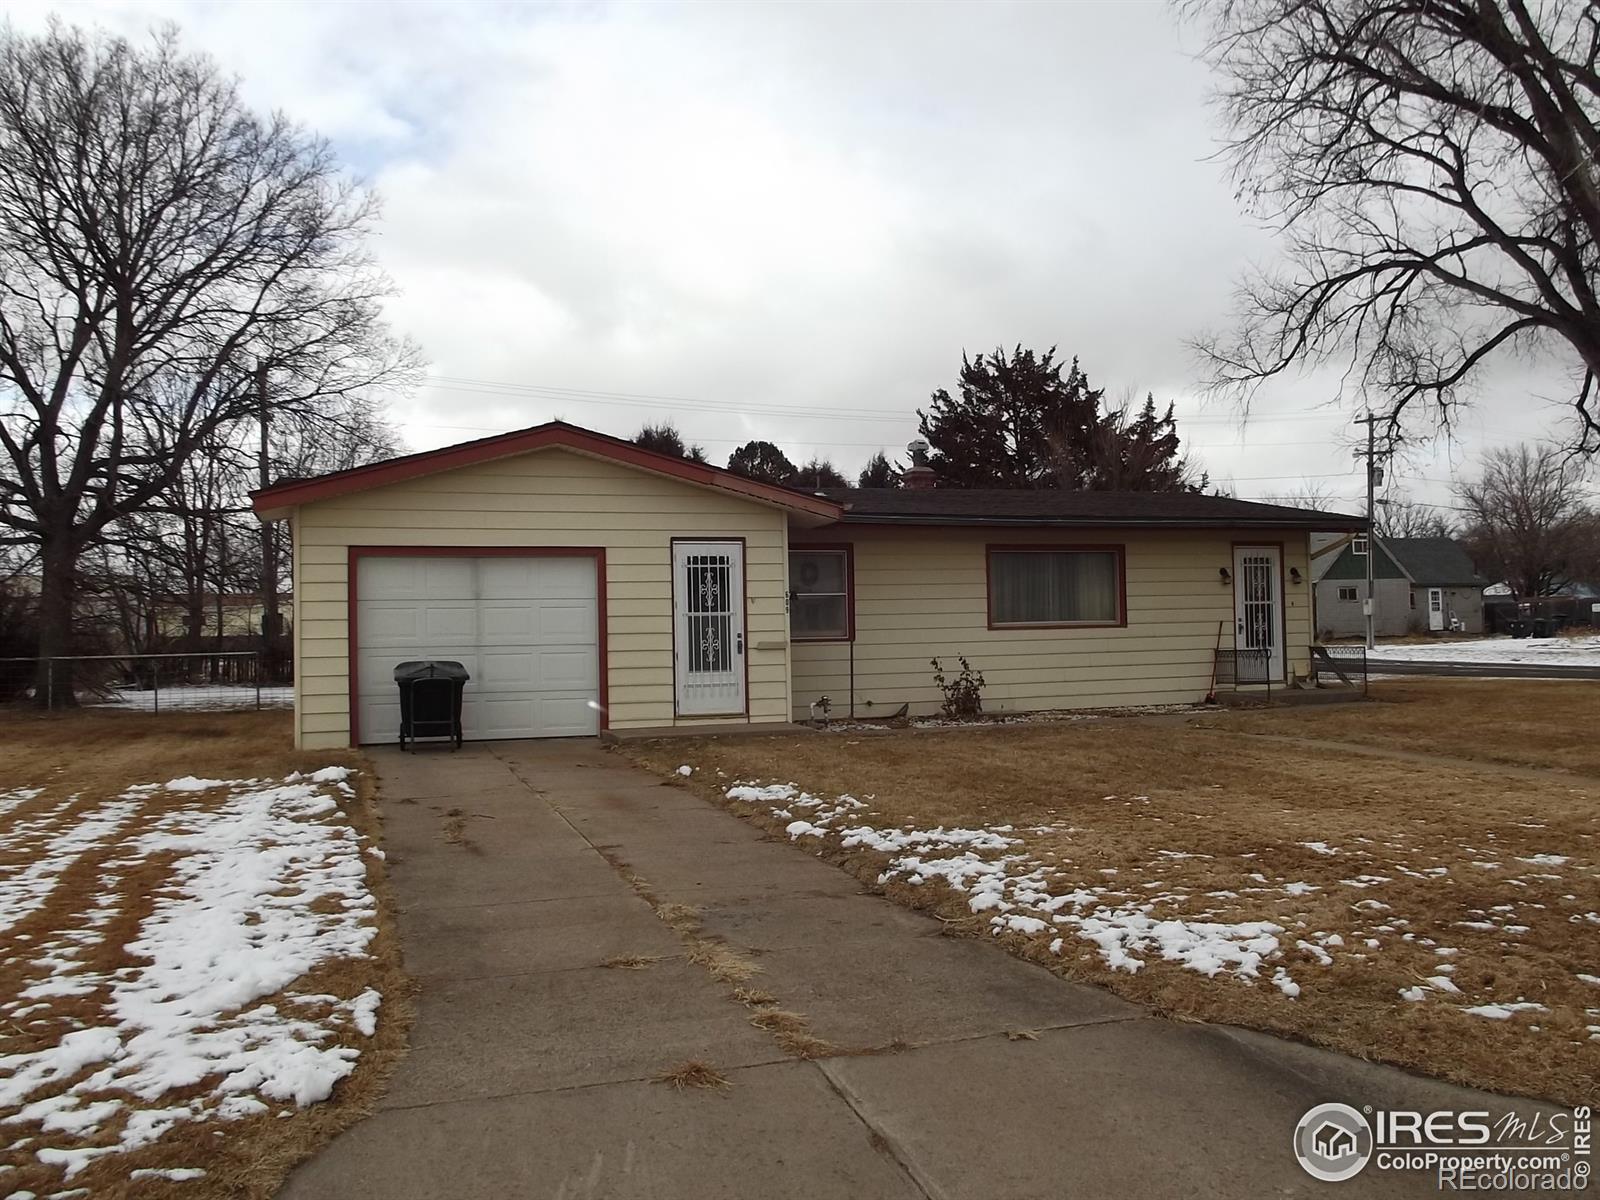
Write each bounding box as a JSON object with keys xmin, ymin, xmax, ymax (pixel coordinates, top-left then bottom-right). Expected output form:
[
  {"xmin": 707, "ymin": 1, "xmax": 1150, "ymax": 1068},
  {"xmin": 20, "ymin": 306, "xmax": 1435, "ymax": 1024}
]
[
  {"xmin": 1189, "ymin": 1, "xmax": 1600, "ymax": 443},
  {"xmin": 1456, "ymin": 444, "xmax": 1598, "ymax": 595},
  {"xmin": 1263, "ymin": 479, "xmax": 1341, "ymax": 510},
  {"xmin": 0, "ymin": 23, "xmax": 418, "ymax": 702},
  {"xmin": 1375, "ymin": 490, "xmax": 1453, "ymax": 538}
]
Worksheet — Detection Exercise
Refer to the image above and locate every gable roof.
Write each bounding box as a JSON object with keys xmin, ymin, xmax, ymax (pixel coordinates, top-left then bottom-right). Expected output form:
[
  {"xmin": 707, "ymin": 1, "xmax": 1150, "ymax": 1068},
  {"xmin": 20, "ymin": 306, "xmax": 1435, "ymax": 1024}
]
[
  {"xmin": 821, "ymin": 488, "xmax": 1366, "ymax": 530},
  {"xmin": 1382, "ymin": 537, "xmax": 1486, "ymax": 586},
  {"xmin": 250, "ymin": 421, "xmax": 844, "ymax": 521},
  {"xmin": 1319, "ymin": 537, "xmax": 1407, "ymax": 582}
]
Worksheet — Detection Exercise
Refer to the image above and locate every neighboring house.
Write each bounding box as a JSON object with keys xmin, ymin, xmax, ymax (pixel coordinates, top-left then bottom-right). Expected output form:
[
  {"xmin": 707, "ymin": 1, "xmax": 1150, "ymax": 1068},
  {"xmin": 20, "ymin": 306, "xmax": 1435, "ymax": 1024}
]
[
  {"xmin": 251, "ymin": 421, "xmax": 1363, "ymax": 750},
  {"xmin": 155, "ymin": 594, "xmax": 291, "ymax": 643},
  {"xmin": 1483, "ymin": 579, "xmax": 1600, "ymax": 631},
  {"xmin": 1314, "ymin": 535, "xmax": 1485, "ymax": 638}
]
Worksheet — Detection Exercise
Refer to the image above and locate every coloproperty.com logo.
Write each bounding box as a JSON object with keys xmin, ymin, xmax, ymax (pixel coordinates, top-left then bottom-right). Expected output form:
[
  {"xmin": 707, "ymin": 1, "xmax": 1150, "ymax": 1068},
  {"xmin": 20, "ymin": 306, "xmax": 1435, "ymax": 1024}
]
[{"xmin": 1294, "ymin": 1102, "xmax": 1592, "ymax": 1191}]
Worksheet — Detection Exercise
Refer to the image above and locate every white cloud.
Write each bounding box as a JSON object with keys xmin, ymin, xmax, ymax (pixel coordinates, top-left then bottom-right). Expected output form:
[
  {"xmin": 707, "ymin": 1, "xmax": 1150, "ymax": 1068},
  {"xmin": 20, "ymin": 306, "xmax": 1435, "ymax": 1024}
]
[{"xmin": 6, "ymin": 0, "xmax": 1581, "ymax": 503}]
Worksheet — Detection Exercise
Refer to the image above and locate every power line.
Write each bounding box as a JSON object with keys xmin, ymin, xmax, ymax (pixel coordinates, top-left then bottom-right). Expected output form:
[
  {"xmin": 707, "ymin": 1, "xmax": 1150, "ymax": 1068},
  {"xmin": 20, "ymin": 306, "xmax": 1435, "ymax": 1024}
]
[
  {"xmin": 420, "ymin": 372, "xmax": 1371, "ymax": 428},
  {"xmin": 398, "ymin": 417, "xmax": 1402, "ymax": 462}
]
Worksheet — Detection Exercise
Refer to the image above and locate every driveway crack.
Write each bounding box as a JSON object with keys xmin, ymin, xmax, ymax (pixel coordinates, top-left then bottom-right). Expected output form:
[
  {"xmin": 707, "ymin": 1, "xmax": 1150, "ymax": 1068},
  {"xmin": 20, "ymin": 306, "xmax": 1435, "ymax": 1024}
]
[{"xmin": 813, "ymin": 1060, "xmax": 944, "ymax": 1200}]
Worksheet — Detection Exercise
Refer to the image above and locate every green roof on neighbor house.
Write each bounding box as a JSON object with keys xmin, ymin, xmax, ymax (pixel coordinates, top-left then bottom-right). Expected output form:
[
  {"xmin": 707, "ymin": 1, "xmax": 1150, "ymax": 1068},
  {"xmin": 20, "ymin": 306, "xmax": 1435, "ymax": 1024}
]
[
  {"xmin": 1384, "ymin": 537, "xmax": 1487, "ymax": 587},
  {"xmin": 1321, "ymin": 536, "xmax": 1485, "ymax": 587}
]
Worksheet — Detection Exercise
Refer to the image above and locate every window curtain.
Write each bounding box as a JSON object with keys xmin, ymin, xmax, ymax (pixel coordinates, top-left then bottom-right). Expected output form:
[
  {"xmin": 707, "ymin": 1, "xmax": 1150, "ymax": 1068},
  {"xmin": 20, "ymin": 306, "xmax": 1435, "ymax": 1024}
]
[{"xmin": 991, "ymin": 551, "xmax": 1118, "ymax": 624}]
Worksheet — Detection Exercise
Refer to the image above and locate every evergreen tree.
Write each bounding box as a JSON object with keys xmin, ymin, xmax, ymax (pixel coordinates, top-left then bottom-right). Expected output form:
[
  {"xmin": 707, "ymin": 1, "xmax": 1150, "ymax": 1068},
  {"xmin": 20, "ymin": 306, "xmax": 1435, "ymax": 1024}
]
[
  {"xmin": 917, "ymin": 346, "xmax": 1204, "ymax": 492},
  {"xmin": 857, "ymin": 452, "xmax": 901, "ymax": 488},
  {"xmin": 632, "ymin": 421, "xmax": 707, "ymax": 462},
  {"xmin": 917, "ymin": 346, "xmax": 1099, "ymax": 488},
  {"xmin": 1071, "ymin": 394, "xmax": 1208, "ymax": 493},
  {"xmin": 727, "ymin": 440, "xmax": 797, "ymax": 485},
  {"xmin": 795, "ymin": 457, "xmax": 849, "ymax": 490}
]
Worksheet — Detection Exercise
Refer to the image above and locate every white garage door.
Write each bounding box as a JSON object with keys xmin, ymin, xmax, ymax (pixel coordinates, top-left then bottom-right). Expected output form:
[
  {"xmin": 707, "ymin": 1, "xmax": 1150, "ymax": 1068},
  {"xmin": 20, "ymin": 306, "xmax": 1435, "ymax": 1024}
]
[{"xmin": 355, "ymin": 555, "xmax": 600, "ymax": 744}]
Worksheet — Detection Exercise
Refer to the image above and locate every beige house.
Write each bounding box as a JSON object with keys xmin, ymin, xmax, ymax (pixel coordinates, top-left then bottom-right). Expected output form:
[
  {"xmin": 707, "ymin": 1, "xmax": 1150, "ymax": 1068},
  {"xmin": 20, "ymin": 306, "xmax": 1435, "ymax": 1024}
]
[{"xmin": 252, "ymin": 421, "xmax": 1362, "ymax": 750}]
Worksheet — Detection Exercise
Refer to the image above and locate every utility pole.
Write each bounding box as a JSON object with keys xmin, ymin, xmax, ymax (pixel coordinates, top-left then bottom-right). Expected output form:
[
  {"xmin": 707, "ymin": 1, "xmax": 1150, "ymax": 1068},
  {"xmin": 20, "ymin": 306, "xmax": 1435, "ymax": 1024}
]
[
  {"xmin": 1353, "ymin": 411, "xmax": 1388, "ymax": 651},
  {"xmin": 256, "ymin": 360, "xmax": 279, "ymax": 680}
]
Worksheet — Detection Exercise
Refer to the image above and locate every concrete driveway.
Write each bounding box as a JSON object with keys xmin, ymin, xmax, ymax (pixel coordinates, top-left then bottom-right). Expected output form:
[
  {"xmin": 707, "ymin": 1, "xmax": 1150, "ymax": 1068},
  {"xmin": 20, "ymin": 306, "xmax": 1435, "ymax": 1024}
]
[{"xmin": 281, "ymin": 741, "xmax": 1551, "ymax": 1200}]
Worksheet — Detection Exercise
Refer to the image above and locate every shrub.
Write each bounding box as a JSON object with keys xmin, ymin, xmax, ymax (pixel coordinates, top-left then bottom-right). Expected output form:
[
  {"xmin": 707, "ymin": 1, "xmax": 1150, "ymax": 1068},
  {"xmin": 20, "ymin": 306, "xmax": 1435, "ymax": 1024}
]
[{"xmin": 930, "ymin": 656, "xmax": 985, "ymax": 719}]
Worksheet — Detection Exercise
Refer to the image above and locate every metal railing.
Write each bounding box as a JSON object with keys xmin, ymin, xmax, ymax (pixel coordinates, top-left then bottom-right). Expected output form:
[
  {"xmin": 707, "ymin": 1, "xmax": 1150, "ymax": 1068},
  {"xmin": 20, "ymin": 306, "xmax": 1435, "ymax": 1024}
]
[
  {"xmin": 1311, "ymin": 644, "xmax": 1369, "ymax": 693},
  {"xmin": 0, "ymin": 652, "xmax": 292, "ymax": 713},
  {"xmin": 1214, "ymin": 648, "xmax": 1274, "ymax": 696}
]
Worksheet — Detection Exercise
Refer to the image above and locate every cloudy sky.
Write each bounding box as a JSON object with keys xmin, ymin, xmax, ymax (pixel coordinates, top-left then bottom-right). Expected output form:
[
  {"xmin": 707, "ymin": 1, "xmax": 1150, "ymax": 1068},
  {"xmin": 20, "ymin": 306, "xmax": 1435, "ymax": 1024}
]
[{"xmin": 13, "ymin": 0, "xmax": 1581, "ymax": 512}]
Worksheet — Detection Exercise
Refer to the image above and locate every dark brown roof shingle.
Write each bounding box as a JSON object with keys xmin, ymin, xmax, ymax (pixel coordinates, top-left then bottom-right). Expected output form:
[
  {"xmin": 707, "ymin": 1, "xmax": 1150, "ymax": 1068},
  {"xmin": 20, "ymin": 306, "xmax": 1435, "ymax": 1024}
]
[{"xmin": 819, "ymin": 488, "xmax": 1366, "ymax": 530}]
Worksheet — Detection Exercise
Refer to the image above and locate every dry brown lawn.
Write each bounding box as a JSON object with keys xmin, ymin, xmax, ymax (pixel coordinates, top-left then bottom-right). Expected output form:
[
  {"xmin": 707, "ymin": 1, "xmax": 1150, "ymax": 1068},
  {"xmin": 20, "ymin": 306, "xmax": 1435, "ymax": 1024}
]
[
  {"xmin": 0, "ymin": 709, "xmax": 409, "ymax": 1200},
  {"xmin": 1199, "ymin": 678, "xmax": 1600, "ymax": 775},
  {"xmin": 630, "ymin": 682, "xmax": 1600, "ymax": 1107}
]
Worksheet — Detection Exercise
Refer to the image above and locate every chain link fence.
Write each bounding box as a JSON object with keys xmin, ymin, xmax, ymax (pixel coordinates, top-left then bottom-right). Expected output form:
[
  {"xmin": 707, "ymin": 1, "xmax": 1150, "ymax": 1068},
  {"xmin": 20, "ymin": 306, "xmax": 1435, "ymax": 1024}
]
[{"xmin": 0, "ymin": 652, "xmax": 291, "ymax": 713}]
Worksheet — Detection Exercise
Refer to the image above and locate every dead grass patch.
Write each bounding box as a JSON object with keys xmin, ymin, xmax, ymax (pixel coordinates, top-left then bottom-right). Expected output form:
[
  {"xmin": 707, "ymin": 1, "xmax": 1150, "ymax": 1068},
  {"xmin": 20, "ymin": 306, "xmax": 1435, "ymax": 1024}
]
[
  {"xmin": 731, "ymin": 986, "xmax": 777, "ymax": 1007},
  {"xmin": 630, "ymin": 706, "xmax": 1600, "ymax": 1107},
  {"xmin": 684, "ymin": 940, "xmax": 762, "ymax": 984},
  {"xmin": 747, "ymin": 1007, "xmax": 838, "ymax": 1059},
  {"xmin": 0, "ymin": 709, "xmax": 411, "ymax": 1200},
  {"xmin": 1199, "ymin": 678, "xmax": 1600, "ymax": 775},
  {"xmin": 655, "ymin": 902, "xmax": 703, "ymax": 936},
  {"xmin": 652, "ymin": 1059, "xmax": 732, "ymax": 1092},
  {"xmin": 600, "ymin": 954, "xmax": 661, "ymax": 970}
]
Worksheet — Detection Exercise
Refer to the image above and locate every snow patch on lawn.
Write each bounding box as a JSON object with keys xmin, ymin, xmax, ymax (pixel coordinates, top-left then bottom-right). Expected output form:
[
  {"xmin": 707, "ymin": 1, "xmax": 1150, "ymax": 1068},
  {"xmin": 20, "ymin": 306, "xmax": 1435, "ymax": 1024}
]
[
  {"xmin": 0, "ymin": 786, "xmax": 46, "ymax": 817},
  {"xmin": 717, "ymin": 776, "xmax": 1594, "ymax": 1031},
  {"xmin": 724, "ymin": 779, "xmax": 1292, "ymax": 993},
  {"xmin": 1365, "ymin": 634, "xmax": 1600, "ymax": 666},
  {"xmin": 0, "ymin": 798, "xmax": 143, "ymax": 935},
  {"xmin": 163, "ymin": 776, "xmax": 232, "ymax": 793},
  {"xmin": 0, "ymin": 771, "xmax": 381, "ymax": 1183},
  {"xmin": 1462, "ymin": 1002, "xmax": 1548, "ymax": 1020}
]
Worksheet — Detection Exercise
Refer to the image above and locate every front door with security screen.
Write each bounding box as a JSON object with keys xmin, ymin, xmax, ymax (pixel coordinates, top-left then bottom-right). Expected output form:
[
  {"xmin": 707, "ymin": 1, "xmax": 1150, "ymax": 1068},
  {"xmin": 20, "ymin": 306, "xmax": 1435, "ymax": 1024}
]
[
  {"xmin": 1428, "ymin": 588, "xmax": 1445, "ymax": 632},
  {"xmin": 1232, "ymin": 545, "xmax": 1284, "ymax": 681},
  {"xmin": 672, "ymin": 541, "xmax": 746, "ymax": 715}
]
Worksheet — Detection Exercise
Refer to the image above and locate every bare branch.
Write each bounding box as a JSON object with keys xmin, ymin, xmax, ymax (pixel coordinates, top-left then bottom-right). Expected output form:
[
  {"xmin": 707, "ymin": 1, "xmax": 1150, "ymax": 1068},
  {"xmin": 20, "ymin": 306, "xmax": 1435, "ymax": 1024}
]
[{"xmin": 1186, "ymin": 0, "xmax": 1600, "ymax": 440}]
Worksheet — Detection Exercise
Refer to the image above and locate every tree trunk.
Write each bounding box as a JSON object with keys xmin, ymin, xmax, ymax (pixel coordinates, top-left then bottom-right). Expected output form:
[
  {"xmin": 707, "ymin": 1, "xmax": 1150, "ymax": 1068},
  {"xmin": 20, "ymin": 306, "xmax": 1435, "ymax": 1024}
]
[
  {"xmin": 32, "ymin": 535, "xmax": 79, "ymax": 709},
  {"xmin": 185, "ymin": 596, "xmax": 205, "ymax": 652}
]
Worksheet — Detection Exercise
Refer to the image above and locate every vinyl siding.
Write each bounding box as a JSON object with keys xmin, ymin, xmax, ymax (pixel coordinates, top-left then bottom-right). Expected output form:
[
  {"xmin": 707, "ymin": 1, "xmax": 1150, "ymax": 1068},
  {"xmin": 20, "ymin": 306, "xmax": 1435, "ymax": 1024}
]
[
  {"xmin": 790, "ymin": 527, "xmax": 1313, "ymax": 719},
  {"xmin": 1314, "ymin": 578, "xmax": 1410, "ymax": 639},
  {"xmin": 288, "ymin": 447, "xmax": 792, "ymax": 749},
  {"xmin": 1409, "ymin": 585, "xmax": 1485, "ymax": 635}
]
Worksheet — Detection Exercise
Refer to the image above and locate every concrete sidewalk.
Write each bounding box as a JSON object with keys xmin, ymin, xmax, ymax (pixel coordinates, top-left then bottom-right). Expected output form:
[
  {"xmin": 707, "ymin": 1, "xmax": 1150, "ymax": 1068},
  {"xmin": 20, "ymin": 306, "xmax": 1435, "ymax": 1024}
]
[{"xmin": 281, "ymin": 742, "xmax": 1553, "ymax": 1200}]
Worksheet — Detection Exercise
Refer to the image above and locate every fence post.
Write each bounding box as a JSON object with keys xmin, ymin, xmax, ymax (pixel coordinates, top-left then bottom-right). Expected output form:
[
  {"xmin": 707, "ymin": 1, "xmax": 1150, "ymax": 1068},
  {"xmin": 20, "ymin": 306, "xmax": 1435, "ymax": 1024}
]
[
  {"xmin": 46, "ymin": 657, "xmax": 53, "ymax": 711},
  {"xmin": 255, "ymin": 652, "xmax": 262, "ymax": 711}
]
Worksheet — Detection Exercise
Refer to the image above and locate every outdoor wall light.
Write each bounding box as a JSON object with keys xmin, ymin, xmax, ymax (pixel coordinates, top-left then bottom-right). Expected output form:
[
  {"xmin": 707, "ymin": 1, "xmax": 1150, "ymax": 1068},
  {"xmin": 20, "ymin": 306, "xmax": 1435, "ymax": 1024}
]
[
  {"xmin": 1290, "ymin": 567, "xmax": 1303, "ymax": 584},
  {"xmin": 1219, "ymin": 567, "xmax": 1231, "ymax": 585}
]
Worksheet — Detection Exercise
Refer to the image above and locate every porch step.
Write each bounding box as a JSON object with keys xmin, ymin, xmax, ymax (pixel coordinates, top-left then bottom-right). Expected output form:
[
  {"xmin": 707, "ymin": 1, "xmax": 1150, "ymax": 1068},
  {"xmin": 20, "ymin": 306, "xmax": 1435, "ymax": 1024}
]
[{"xmin": 600, "ymin": 721, "xmax": 818, "ymax": 743}]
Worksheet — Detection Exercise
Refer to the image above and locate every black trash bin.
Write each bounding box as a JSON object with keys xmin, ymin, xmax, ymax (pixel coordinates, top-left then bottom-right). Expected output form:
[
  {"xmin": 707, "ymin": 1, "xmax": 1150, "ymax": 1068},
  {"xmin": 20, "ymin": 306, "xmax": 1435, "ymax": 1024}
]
[{"xmin": 393, "ymin": 660, "xmax": 470, "ymax": 751}]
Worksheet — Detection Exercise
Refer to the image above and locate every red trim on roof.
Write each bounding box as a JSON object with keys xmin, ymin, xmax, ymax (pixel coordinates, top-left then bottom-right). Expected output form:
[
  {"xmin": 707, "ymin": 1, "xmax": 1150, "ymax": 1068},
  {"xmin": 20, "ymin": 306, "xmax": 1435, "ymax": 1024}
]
[{"xmin": 251, "ymin": 421, "xmax": 842, "ymax": 520}]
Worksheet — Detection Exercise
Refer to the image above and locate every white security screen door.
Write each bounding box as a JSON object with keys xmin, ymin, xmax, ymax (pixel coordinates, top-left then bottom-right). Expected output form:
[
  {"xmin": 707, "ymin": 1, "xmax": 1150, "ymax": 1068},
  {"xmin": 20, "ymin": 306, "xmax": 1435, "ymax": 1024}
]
[
  {"xmin": 1428, "ymin": 588, "xmax": 1445, "ymax": 631},
  {"xmin": 1232, "ymin": 545, "xmax": 1284, "ymax": 681},
  {"xmin": 672, "ymin": 540, "xmax": 746, "ymax": 716}
]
